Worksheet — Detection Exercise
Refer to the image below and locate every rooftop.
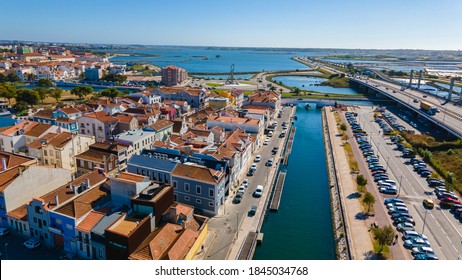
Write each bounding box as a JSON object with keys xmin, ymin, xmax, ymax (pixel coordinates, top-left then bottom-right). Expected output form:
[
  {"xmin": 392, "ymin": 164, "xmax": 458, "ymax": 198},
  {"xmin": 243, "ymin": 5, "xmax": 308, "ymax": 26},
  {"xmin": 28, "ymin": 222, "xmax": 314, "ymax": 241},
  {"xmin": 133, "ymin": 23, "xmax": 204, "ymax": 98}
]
[
  {"xmin": 172, "ymin": 163, "xmax": 224, "ymax": 184},
  {"xmin": 75, "ymin": 208, "xmax": 110, "ymax": 232},
  {"xmin": 108, "ymin": 212, "xmax": 148, "ymax": 236}
]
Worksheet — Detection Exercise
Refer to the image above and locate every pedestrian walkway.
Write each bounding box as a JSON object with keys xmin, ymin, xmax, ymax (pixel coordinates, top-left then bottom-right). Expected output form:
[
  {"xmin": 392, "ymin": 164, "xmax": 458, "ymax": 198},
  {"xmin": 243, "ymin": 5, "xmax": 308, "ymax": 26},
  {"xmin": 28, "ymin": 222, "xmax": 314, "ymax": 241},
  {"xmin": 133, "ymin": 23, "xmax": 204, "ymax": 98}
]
[{"xmin": 325, "ymin": 108, "xmax": 375, "ymax": 259}]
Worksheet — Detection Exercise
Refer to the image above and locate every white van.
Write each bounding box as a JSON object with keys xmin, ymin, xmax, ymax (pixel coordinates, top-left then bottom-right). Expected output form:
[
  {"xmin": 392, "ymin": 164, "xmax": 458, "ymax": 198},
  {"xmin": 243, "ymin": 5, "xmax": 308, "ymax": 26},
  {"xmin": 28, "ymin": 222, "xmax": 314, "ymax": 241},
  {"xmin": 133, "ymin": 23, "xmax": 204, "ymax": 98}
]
[
  {"xmin": 254, "ymin": 185, "xmax": 264, "ymax": 197},
  {"xmin": 268, "ymin": 131, "xmax": 273, "ymax": 137}
]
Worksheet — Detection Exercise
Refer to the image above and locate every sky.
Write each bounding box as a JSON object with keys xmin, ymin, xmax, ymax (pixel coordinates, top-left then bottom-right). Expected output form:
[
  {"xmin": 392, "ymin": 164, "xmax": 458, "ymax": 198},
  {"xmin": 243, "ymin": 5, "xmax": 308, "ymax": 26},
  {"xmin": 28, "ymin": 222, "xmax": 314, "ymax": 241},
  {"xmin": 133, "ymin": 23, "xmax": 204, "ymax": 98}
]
[{"xmin": 2, "ymin": 0, "xmax": 461, "ymax": 50}]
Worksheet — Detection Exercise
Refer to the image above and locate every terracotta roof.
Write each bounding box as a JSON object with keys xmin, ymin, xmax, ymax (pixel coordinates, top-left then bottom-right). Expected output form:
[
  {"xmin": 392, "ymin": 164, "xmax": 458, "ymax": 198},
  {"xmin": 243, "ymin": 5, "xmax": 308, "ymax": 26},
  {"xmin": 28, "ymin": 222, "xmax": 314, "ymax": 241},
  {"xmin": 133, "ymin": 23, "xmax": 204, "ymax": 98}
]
[
  {"xmin": 24, "ymin": 123, "xmax": 52, "ymax": 137},
  {"xmin": 211, "ymin": 126, "xmax": 224, "ymax": 132},
  {"xmin": 58, "ymin": 107, "xmax": 80, "ymax": 115},
  {"xmin": 90, "ymin": 142, "xmax": 126, "ymax": 152},
  {"xmin": 47, "ymin": 132, "xmax": 73, "ymax": 149},
  {"xmin": 172, "ymin": 163, "xmax": 224, "ymax": 184},
  {"xmin": 34, "ymin": 109, "xmax": 54, "ymax": 119},
  {"xmin": 0, "ymin": 167, "xmax": 26, "ymax": 192},
  {"xmin": 115, "ymin": 115, "xmax": 136, "ymax": 124},
  {"xmin": 75, "ymin": 149, "xmax": 113, "ymax": 163},
  {"xmin": 39, "ymin": 170, "xmax": 107, "ymax": 211},
  {"xmin": 27, "ymin": 132, "xmax": 58, "ymax": 149},
  {"xmin": 0, "ymin": 151, "xmax": 37, "ymax": 170},
  {"xmin": 189, "ymin": 128, "xmax": 212, "ymax": 138},
  {"xmin": 174, "ymin": 203, "xmax": 194, "ymax": 219},
  {"xmin": 168, "ymin": 228, "xmax": 199, "ymax": 260},
  {"xmin": 149, "ymin": 223, "xmax": 182, "ymax": 260},
  {"xmin": 7, "ymin": 204, "xmax": 28, "ymax": 221},
  {"xmin": 55, "ymin": 117, "xmax": 75, "ymax": 124},
  {"xmin": 116, "ymin": 172, "xmax": 147, "ymax": 183},
  {"xmin": 80, "ymin": 111, "xmax": 117, "ymax": 123},
  {"xmin": 53, "ymin": 184, "xmax": 110, "ymax": 219},
  {"xmin": 150, "ymin": 119, "xmax": 173, "ymax": 131},
  {"xmin": 0, "ymin": 121, "xmax": 38, "ymax": 136},
  {"xmin": 75, "ymin": 209, "xmax": 109, "ymax": 232}
]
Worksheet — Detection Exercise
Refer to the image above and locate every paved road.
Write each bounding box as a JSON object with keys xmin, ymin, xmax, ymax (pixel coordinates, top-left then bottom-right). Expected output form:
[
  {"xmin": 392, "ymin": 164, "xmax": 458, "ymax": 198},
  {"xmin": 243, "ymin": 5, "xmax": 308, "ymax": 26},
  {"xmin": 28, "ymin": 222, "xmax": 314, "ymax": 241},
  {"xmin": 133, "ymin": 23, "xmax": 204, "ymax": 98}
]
[
  {"xmin": 0, "ymin": 232, "xmax": 65, "ymax": 260},
  {"xmin": 356, "ymin": 108, "xmax": 462, "ymax": 260},
  {"xmin": 352, "ymin": 78, "xmax": 462, "ymax": 138},
  {"xmin": 204, "ymin": 108, "xmax": 293, "ymax": 260}
]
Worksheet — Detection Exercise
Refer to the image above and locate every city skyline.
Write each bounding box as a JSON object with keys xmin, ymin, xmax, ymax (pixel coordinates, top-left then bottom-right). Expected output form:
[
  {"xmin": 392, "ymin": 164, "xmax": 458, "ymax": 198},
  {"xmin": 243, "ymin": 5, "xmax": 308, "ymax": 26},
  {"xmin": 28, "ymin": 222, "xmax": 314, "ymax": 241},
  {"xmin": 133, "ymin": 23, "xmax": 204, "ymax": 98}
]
[{"xmin": 2, "ymin": 0, "xmax": 461, "ymax": 50}]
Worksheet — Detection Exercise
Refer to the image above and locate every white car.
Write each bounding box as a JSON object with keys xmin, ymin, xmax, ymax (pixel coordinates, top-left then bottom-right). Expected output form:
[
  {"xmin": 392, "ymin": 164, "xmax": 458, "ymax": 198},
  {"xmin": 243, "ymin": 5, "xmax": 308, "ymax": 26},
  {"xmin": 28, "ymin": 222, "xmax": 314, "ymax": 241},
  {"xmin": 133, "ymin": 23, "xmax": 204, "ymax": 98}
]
[
  {"xmin": 238, "ymin": 185, "xmax": 245, "ymax": 195},
  {"xmin": 242, "ymin": 179, "xmax": 249, "ymax": 187},
  {"xmin": 263, "ymin": 138, "xmax": 270, "ymax": 145},
  {"xmin": 254, "ymin": 155, "xmax": 261, "ymax": 162},
  {"xmin": 251, "ymin": 163, "xmax": 257, "ymax": 171},
  {"xmin": 24, "ymin": 239, "xmax": 41, "ymax": 249}
]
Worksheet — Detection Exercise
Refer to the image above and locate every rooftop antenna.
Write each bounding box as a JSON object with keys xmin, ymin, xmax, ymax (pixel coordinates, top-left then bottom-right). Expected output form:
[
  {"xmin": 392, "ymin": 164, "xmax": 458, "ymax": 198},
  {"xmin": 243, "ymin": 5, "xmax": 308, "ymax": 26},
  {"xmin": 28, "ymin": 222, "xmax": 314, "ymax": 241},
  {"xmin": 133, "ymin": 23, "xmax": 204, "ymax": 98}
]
[{"xmin": 225, "ymin": 64, "xmax": 239, "ymax": 85}]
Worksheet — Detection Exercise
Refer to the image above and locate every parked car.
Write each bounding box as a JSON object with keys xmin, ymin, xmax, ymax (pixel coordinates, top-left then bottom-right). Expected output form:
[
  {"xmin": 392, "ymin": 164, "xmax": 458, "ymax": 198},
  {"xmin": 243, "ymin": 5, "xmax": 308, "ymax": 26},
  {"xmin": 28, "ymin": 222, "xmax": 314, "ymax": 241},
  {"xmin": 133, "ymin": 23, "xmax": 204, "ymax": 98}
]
[
  {"xmin": 380, "ymin": 187, "xmax": 398, "ymax": 195},
  {"xmin": 263, "ymin": 138, "xmax": 270, "ymax": 145},
  {"xmin": 254, "ymin": 155, "xmax": 261, "ymax": 162},
  {"xmin": 248, "ymin": 205, "xmax": 257, "ymax": 216},
  {"xmin": 0, "ymin": 227, "xmax": 9, "ymax": 237},
  {"xmin": 403, "ymin": 231, "xmax": 428, "ymax": 241},
  {"xmin": 265, "ymin": 158, "xmax": 274, "ymax": 167},
  {"xmin": 397, "ymin": 222, "xmax": 415, "ymax": 232},
  {"xmin": 272, "ymin": 147, "xmax": 279, "ymax": 154},
  {"xmin": 411, "ymin": 246, "xmax": 434, "ymax": 256},
  {"xmin": 251, "ymin": 163, "xmax": 257, "ymax": 171},
  {"xmin": 384, "ymin": 198, "xmax": 404, "ymax": 205},
  {"xmin": 238, "ymin": 185, "xmax": 245, "ymax": 195},
  {"xmin": 247, "ymin": 169, "xmax": 255, "ymax": 176},
  {"xmin": 242, "ymin": 179, "xmax": 249, "ymax": 187},
  {"xmin": 413, "ymin": 253, "xmax": 439, "ymax": 260},
  {"xmin": 391, "ymin": 212, "xmax": 413, "ymax": 221},
  {"xmin": 254, "ymin": 185, "xmax": 264, "ymax": 197},
  {"xmin": 24, "ymin": 239, "xmax": 41, "ymax": 249},
  {"xmin": 404, "ymin": 238, "xmax": 431, "ymax": 249},
  {"xmin": 388, "ymin": 206, "xmax": 409, "ymax": 215},
  {"xmin": 394, "ymin": 216, "xmax": 415, "ymax": 226},
  {"xmin": 233, "ymin": 193, "xmax": 243, "ymax": 204}
]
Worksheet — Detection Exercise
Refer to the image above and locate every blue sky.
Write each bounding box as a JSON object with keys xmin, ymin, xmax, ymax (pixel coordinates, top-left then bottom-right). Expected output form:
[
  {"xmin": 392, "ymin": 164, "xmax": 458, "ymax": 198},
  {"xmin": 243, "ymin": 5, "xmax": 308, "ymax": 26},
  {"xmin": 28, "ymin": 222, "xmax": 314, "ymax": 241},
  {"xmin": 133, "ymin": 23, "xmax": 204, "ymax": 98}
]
[{"xmin": 2, "ymin": 0, "xmax": 461, "ymax": 50}]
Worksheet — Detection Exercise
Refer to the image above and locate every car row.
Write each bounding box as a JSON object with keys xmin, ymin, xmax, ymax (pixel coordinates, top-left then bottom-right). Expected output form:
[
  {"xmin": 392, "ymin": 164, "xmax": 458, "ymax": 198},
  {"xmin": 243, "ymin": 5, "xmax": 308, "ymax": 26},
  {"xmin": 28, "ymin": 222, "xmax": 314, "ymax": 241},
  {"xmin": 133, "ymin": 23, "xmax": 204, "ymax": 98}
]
[{"xmin": 382, "ymin": 112, "xmax": 406, "ymax": 132}]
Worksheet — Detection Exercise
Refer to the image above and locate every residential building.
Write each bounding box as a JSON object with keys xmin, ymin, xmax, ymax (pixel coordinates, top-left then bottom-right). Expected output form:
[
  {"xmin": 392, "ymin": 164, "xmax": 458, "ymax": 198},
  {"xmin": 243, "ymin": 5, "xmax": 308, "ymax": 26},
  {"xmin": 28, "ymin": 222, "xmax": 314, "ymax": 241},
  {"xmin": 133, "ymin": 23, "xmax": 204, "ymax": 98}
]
[
  {"xmin": 87, "ymin": 142, "xmax": 130, "ymax": 171},
  {"xmin": 243, "ymin": 90, "xmax": 281, "ymax": 110},
  {"xmin": 161, "ymin": 65, "xmax": 188, "ymax": 86},
  {"xmin": 0, "ymin": 165, "xmax": 71, "ymax": 227},
  {"xmin": 129, "ymin": 91, "xmax": 162, "ymax": 105},
  {"xmin": 115, "ymin": 115, "xmax": 139, "ymax": 132},
  {"xmin": 171, "ymin": 162, "xmax": 226, "ymax": 216},
  {"xmin": 25, "ymin": 170, "xmax": 107, "ymax": 246},
  {"xmin": 208, "ymin": 96, "xmax": 230, "ymax": 110},
  {"xmin": 91, "ymin": 210, "xmax": 124, "ymax": 260},
  {"xmin": 78, "ymin": 111, "xmax": 118, "ymax": 142},
  {"xmin": 206, "ymin": 115, "xmax": 263, "ymax": 134},
  {"xmin": 28, "ymin": 132, "xmax": 95, "ymax": 173},
  {"xmin": 0, "ymin": 121, "xmax": 41, "ymax": 153},
  {"xmin": 113, "ymin": 127, "xmax": 156, "ymax": 155},
  {"xmin": 149, "ymin": 119, "xmax": 173, "ymax": 141},
  {"xmin": 49, "ymin": 182, "xmax": 111, "ymax": 254},
  {"xmin": 153, "ymin": 87, "xmax": 206, "ymax": 109},
  {"xmin": 85, "ymin": 68, "xmax": 102, "ymax": 81},
  {"xmin": 75, "ymin": 209, "xmax": 109, "ymax": 259},
  {"xmin": 110, "ymin": 172, "xmax": 152, "ymax": 208},
  {"xmin": 75, "ymin": 149, "xmax": 118, "ymax": 176},
  {"xmin": 127, "ymin": 151, "xmax": 179, "ymax": 184}
]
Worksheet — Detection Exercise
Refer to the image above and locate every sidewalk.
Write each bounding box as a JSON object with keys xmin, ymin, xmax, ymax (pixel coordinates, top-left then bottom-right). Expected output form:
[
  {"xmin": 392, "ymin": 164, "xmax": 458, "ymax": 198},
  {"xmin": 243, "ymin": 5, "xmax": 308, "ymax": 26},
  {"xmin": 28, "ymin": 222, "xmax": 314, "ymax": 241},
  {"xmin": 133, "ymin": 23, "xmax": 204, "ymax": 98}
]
[{"xmin": 325, "ymin": 107, "xmax": 375, "ymax": 259}]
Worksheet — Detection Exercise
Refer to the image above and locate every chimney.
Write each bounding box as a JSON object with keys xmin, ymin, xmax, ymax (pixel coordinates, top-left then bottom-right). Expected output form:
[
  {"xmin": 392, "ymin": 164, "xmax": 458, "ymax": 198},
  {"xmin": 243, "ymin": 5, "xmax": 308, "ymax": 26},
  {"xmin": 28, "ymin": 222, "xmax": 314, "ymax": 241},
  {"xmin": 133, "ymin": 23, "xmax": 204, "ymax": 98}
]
[
  {"xmin": 86, "ymin": 178, "xmax": 91, "ymax": 189},
  {"xmin": 18, "ymin": 168, "xmax": 22, "ymax": 176},
  {"xmin": 55, "ymin": 195, "xmax": 59, "ymax": 206},
  {"xmin": 1, "ymin": 158, "xmax": 6, "ymax": 171}
]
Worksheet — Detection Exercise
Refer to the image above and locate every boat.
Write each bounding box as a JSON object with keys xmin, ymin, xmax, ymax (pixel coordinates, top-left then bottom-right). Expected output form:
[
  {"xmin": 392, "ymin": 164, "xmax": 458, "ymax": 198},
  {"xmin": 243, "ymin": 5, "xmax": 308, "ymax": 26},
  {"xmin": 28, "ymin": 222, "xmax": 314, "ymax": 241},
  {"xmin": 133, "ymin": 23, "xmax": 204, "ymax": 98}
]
[
  {"xmin": 305, "ymin": 103, "xmax": 311, "ymax": 109},
  {"xmin": 294, "ymin": 115, "xmax": 298, "ymax": 120}
]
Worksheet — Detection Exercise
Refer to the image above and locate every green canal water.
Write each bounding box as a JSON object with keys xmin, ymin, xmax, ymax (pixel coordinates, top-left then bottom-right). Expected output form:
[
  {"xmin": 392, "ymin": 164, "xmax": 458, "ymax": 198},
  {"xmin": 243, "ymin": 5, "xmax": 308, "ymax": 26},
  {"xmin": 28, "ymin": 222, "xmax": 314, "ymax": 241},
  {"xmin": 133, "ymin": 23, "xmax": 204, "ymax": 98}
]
[{"xmin": 253, "ymin": 103, "xmax": 337, "ymax": 260}]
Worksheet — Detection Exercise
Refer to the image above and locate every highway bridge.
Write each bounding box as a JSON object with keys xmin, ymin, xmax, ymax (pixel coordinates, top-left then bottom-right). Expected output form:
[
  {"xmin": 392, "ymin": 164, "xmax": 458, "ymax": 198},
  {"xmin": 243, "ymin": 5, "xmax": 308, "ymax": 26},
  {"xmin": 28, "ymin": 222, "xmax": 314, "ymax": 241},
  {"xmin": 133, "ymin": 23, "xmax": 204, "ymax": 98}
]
[{"xmin": 350, "ymin": 77, "xmax": 462, "ymax": 139}]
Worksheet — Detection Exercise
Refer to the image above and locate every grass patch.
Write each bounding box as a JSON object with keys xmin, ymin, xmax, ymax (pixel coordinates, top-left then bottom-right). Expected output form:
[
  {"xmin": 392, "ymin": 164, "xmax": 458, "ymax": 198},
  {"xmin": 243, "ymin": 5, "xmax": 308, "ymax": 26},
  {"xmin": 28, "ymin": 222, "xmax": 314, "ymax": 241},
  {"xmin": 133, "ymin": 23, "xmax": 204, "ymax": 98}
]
[
  {"xmin": 240, "ymin": 81, "xmax": 256, "ymax": 85},
  {"xmin": 205, "ymin": 83, "xmax": 222, "ymax": 87},
  {"xmin": 343, "ymin": 143, "xmax": 359, "ymax": 173},
  {"xmin": 129, "ymin": 64, "xmax": 146, "ymax": 71}
]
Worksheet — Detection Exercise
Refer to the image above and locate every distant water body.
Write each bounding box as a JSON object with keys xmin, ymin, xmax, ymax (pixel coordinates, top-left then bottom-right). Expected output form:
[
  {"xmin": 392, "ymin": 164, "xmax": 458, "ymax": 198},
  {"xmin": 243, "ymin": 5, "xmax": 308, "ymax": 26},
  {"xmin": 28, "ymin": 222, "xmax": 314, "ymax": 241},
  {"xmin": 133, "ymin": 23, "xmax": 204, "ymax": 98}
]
[{"xmin": 106, "ymin": 47, "xmax": 337, "ymax": 73}]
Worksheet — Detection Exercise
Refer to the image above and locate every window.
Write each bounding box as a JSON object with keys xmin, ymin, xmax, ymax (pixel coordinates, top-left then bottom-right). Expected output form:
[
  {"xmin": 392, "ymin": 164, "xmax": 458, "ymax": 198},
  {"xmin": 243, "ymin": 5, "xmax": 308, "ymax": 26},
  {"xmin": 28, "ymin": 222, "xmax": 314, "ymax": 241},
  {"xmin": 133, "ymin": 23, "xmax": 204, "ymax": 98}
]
[
  {"xmin": 209, "ymin": 189, "xmax": 214, "ymax": 197},
  {"xmin": 66, "ymin": 224, "xmax": 73, "ymax": 230},
  {"xmin": 184, "ymin": 196, "xmax": 190, "ymax": 201},
  {"xmin": 173, "ymin": 194, "xmax": 177, "ymax": 201},
  {"xmin": 35, "ymin": 206, "xmax": 43, "ymax": 214},
  {"xmin": 184, "ymin": 183, "xmax": 190, "ymax": 192},
  {"xmin": 98, "ymin": 248, "xmax": 104, "ymax": 258},
  {"xmin": 88, "ymin": 162, "xmax": 92, "ymax": 169},
  {"xmin": 43, "ymin": 220, "xmax": 47, "ymax": 227},
  {"xmin": 33, "ymin": 217, "xmax": 37, "ymax": 223},
  {"xmin": 44, "ymin": 150, "xmax": 48, "ymax": 156},
  {"xmin": 49, "ymin": 150, "xmax": 54, "ymax": 156},
  {"xmin": 56, "ymin": 152, "xmax": 60, "ymax": 159},
  {"xmin": 23, "ymin": 224, "xmax": 27, "ymax": 231},
  {"xmin": 196, "ymin": 185, "xmax": 201, "ymax": 195},
  {"xmin": 209, "ymin": 202, "xmax": 214, "ymax": 207},
  {"xmin": 173, "ymin": 181, "xmax": 177, "ymax": 189},
  {"xmin": 196, "ymin": 199, "xmax": 201, "ymax": 204},
  {"xmin": 108, "ymin": 163, "xmax": 112, "ymax": 170},
  {"xmin": 56, "ymin": 219, "xmax": 62, "ymax": 225},
  {"xmin": 80, "ymin": 160, "xmax": 84, "ymax": 167}
]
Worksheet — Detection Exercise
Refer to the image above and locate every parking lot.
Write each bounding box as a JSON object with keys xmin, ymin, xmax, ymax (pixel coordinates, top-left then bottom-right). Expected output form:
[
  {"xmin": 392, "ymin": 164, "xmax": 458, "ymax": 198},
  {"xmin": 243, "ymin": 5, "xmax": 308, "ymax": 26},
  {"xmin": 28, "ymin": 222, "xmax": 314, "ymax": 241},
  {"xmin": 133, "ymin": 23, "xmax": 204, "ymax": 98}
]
[{"xmin": 346, "ymin": 107, "xmax": 462, "ymax": 260}]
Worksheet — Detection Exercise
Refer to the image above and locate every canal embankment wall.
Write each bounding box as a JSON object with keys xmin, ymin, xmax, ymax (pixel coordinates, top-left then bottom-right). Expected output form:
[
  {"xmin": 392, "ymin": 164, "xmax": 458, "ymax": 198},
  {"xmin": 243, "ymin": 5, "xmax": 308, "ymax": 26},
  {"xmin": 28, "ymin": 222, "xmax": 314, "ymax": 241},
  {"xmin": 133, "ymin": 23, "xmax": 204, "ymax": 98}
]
[{"xmin": 321, "ymin": 107, "xmax": 352, "ymax": 260}]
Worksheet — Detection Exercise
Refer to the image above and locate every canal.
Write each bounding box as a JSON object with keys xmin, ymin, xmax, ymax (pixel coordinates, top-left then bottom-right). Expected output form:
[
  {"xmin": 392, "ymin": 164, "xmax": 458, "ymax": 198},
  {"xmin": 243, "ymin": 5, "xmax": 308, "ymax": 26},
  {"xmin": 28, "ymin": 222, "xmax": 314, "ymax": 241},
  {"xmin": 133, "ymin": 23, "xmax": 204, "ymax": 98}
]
[{"xmin": 253, "ymin": 103, "xmax": 336, "ymax": 260}]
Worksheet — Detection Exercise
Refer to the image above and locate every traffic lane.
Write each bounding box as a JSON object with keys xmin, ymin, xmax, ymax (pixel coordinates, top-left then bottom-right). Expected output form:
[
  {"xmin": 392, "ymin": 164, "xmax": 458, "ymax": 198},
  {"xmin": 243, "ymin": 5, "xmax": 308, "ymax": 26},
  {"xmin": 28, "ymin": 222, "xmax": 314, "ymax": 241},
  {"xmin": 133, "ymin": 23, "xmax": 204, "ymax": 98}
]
[
  {"xmin": 358, "ymin": 110, "xmax": 462, "ymax": 259},
  {"xmin": 0, "ymin": 233, "xmax": 64, "ymax": 260}
]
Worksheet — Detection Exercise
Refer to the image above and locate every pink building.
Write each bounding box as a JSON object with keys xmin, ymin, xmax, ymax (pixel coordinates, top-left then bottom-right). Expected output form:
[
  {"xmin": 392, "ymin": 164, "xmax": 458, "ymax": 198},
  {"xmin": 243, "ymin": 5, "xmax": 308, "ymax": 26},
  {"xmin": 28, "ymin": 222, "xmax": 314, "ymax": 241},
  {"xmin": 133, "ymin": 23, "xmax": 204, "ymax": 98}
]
[{"xmin": 161, "ymin": 65, "xmax": 188, "ymax": 85}]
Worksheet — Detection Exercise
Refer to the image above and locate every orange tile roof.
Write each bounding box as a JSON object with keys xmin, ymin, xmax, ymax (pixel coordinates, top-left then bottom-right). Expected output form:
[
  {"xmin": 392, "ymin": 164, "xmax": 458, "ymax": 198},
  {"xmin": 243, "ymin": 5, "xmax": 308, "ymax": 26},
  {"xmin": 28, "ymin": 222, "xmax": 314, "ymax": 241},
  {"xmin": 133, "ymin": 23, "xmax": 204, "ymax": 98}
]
[
  {"xmin": 115, "ymin": 115, "xmax": 135, "ymax": 123},
  {"xmin": 33, "ymin": 109, "xmax": 54, "ymax": 119},
  {"xmin": 0, "ymin": 167, "xmax": 26, "ymax": 192},
  {"xmin": 0, "ymin": 151, "xmax": 37, "ymax": 170},
  {"xmin": 75, "ymin": 149, "xmax": 113, "ymax": 163},
  {"xmin": 47, "ymin": 132, "xmax": 73, "ymax": 149},
  {"xmin": 75, "ymin": 209, "xmax": 108, "ymax": 232},
  {"xmin": 24, "ymin": 123, "xmax": 52, "ymax": 137},
  {"xmin": 27, "ymin": 132, "xmax": 58, "ymax": 149},
  {"xmin": 172, "ymin": 163, "xmax": 224, "ymax": 184},
  {"xmin": 0, "ymin": 121, "xmax": 38, "ymax": 136},
  {"xmin": 150, "ymin": 119, "xmax": 173, "ymax": 131},
  {"xmin": 117, "ymin": 172, "xmax": 147, "ymax": 183},
  {"xmin": 7, "ymin": 204, "xmax": 28, "ymax": 221},
  {"xmin": 53, "ymin": 184, "xmax": 109, "ymax": 219},
  {"xmin": 167, "ymin": 228, "xmax": 199, "ymax": 260},
  {"xmin": 59, "ymin": 107, "xmax": 80, "ymax": 114},
  {"xmin": 174, "ymin": 203, "xmax": 194, "ymax": 218},
  {"xmin": 81, "ymin": 111, "xmax": 117, "ymax": 123}
]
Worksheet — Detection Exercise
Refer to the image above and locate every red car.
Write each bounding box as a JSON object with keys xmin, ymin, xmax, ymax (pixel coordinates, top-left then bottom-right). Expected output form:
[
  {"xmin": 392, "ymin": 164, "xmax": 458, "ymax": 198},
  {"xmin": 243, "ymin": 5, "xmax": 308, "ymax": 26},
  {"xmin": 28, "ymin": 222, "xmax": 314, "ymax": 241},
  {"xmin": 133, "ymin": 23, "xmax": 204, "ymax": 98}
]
[{"xmin": 440, "ymin": 197, "xmax": 461, "ymax": 207}]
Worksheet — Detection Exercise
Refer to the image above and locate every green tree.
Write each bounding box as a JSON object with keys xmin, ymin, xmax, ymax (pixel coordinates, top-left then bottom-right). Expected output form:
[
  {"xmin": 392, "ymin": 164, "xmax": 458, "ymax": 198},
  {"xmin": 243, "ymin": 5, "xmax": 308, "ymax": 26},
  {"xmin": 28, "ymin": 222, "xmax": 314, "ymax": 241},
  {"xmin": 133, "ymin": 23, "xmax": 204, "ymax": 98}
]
[
  {"xmin": 16, "ymin": 89, "xmax": 40, "ymax": 105},
  {"xmin": 0, "ymin": 73, "xmax": 7, "ymax": 83},
  {"xmin": 356, "ymin": 174, "xmax": 368, "ymax": 187},
  {"xmin": 13, "ymin": 101, "xmax": 29, "ymax": 115},
  {"xmin": 371, "ymin": 225, "xmax": 395, "ymax": 253},
  {"xmin": 71, "ymin": 86, "xmax": 93, "ymax": 99},
  {"xmin": 362, "ymin": 192, "xmax": 376, "ymax": 213},
  {"xmin": 37, "ymin": 78, "xmax": 53, "ymax": 88},
  {"xmin": 339, "ymin": 123, "xmax": 347, "ymax": 132},
  {"xmin": 36, "ymin": 87, "xmax": 48, "ymax": 104},
  {"xmin": 101, "ymin": 73, "xmax": 127, "ymax": 84},
  {"xmin": 26, "ymin": 73, "xmax": 37, "ymax": 82},
  {"xmin": 6, "ymin": 72, "xmax": 20, "ymax": 84},
  {"xmin": 0, "ymin": 83, "xmax": 17, "ymax": 104},
  {"xmin": 48, "ymin": 88, "xmax": 63, "ymax": 103},
  {"xmin": 292, "ymin": 87, "xmax": 301, "ymax": 95},
  {"xmin": 100, "ymin": 87, "xmax": 121, "ymax": 98}
]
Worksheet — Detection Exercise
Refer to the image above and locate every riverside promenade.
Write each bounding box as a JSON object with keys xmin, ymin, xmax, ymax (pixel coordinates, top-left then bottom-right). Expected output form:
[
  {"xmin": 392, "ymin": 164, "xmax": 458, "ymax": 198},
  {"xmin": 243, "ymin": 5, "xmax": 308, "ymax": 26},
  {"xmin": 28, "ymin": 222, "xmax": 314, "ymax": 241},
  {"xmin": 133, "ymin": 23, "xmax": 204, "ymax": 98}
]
[{"xmin": 323, "ymin": 107, "xmax": 375, "ymax": 259}]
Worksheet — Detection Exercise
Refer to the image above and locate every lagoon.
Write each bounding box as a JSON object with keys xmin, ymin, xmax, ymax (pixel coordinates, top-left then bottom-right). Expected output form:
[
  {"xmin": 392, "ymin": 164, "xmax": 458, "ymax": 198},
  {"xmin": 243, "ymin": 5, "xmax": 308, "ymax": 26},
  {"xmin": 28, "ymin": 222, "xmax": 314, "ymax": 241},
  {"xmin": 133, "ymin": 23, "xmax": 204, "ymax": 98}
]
[{"xmin": 273, "ymin": 76, "xmax": 360, "ymax": 95}]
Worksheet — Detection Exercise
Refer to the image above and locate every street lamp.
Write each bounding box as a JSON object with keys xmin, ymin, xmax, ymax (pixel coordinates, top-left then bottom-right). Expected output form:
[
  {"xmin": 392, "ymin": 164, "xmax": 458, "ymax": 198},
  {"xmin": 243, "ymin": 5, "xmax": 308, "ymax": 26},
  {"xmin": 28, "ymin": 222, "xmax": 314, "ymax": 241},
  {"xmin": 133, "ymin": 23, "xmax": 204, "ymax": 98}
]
[
  {"xmin": 397, "ymin": 174, "xmax": 403, "ymax": 198},
  {"xmin": 385, "ymin": 156, "xmax": 390, "ymax": 171},
  {"xmin": 4, "ymin": 243, "xmax": 8, "ymax": 260}
]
